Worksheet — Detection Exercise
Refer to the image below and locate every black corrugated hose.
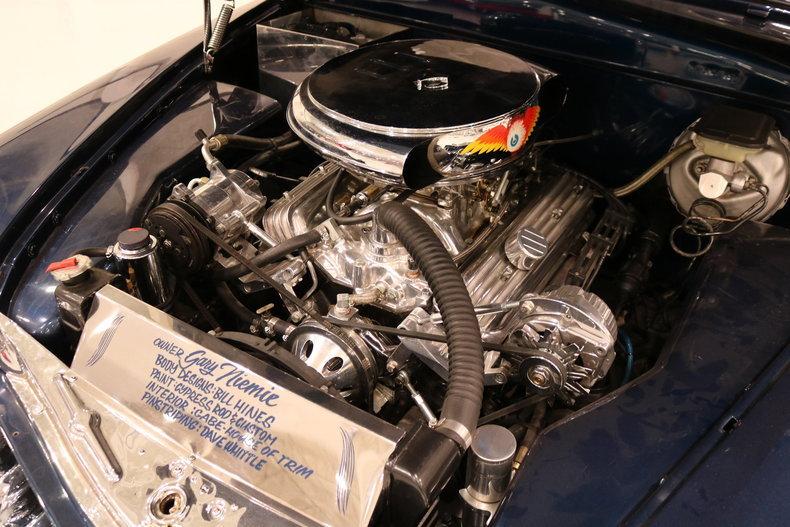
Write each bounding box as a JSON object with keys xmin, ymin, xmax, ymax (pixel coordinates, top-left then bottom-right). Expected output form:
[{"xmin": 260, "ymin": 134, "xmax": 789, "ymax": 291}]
[
  {"xmin": 375, "ymin": 201, "xmax": 484, "ymax": 450},
  {"xmin": 213, "ymin": 230, "xmax": 322, "ymax": 282}
]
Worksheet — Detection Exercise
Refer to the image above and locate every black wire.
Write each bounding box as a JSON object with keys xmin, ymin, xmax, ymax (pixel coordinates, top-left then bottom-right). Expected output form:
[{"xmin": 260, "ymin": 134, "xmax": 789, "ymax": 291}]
[
  {"xmin": 478, "ymin": 395, "xmax": 546, "ymax": 425},
  {"xmin": 71, "ymin": 246, "xmax": 110, "ymax": 258},
  {"xmin": 685, "ymin": 184, "xmax": 768, "ymax": 238},
  {"xmin": 239, "ymin": 141, "xmax": 301, "ymax": 171},
  {"xmin": 213, "ymin": 229, "xmax": 322, "ymax": 282},
  {"xmin": 215, "ymin": 282, "xmax": 258, "ymax": 324},
  {"xmin": 325, "ymin": 317, "xmax": 535, "ymax": 356},
  {"xmin": 180, "ymin": 280, "xmax": 222, "ymax": 331},
  {"xmin": 177, "ymin": 211, "xmax": 330, "ymax": 328},
  {"xmin": 671, "ymin": 182, "xmax": 769, "ymax": 257},
  {"xmin": 209, "ymin": 132, "xmax": 295, "ymax": 152},
  {"xmin": 533, "ymin": 130, "xmax": 602, "ymax": 148},
  {"xmin": 325, "ymin": 171, "xmax": 375, "ymax": 225}
]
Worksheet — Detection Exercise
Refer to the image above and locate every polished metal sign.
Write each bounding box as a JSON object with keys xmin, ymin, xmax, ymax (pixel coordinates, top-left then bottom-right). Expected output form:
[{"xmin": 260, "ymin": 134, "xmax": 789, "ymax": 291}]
[{"xmin": 73, "ymin": 286, "xmax": 402, "ymax": 526}]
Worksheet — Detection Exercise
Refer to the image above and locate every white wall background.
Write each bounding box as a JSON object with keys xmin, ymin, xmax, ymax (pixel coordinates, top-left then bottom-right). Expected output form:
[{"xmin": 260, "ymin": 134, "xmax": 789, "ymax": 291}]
[{"xmin": 0, "ymin": 1, "xmax": 257, "ymax": 134}]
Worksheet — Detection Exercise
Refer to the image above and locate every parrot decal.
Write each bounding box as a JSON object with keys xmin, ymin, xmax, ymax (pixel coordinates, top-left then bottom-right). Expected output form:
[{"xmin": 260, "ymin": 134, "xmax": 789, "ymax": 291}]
[{"xmin": 460, "ymin": 105, "xmax": 540, "ymax": 156}]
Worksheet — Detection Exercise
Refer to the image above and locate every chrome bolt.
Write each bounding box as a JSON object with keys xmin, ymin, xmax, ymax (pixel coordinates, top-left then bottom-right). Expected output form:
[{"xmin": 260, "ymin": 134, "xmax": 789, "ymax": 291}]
[
  {"xmin": 336, "ymin": 293, "xmax": 351, "ymax": 310},
  {"xmin": 205, "ymin": 498, "xmax": 227, "ymax": 521},
  {"xmin": 353, "ymin": 191, "xmax": 369, "ymax": 206},
  {"xmin": 168, "ymin": 459, "xmax": 188, "ymax": 479},
  {"xmin": 528, "ymin": 365, "xmax": 553, "ymax": 389}
]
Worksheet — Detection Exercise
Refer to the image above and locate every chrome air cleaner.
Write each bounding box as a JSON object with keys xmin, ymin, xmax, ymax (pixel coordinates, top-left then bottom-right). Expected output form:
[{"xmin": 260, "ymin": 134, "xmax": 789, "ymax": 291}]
[{"xmin": 288, "ymin": 39, "xmax": 551, "ymax": 187}]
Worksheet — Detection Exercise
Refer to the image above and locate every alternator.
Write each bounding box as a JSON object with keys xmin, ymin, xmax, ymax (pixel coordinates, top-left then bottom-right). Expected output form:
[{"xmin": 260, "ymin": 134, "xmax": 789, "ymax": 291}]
[{"xmin": 508, "ymin": 285, "xmax": 617, "ymax": 400}]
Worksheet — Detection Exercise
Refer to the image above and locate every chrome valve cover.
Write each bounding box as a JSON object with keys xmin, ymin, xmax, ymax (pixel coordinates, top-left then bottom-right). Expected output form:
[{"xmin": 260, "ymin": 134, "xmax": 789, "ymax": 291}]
[{"xmin": 400, "ymin": 170, "xmax": 597, "ymax": 386}]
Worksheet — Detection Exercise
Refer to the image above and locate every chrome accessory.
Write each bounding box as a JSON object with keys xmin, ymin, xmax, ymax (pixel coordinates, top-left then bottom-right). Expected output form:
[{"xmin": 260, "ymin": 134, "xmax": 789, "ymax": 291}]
[
  {"xmin": 395, "ymin": 370, "xmax": 438, "ymax": 426},
  {"xmin": 665, "ymin": 108, "xmax": 790, "ymax": 257},
  {"xmin": 287, "ymin": 313, "xmax": 380, "ymax": 401},
  {"xmin": 288, "ymin": 39, "xmax": 553, "ymax": 186},
  {"xmin": 509, "ymin": 285, "xmax": 617, "ymax": 399},
  {"xmin": 400, "ymin": 170, "xmax": 596, "ymax": 385},
  {"xmin": 112, "ymin": 228, "xmax": 172, "ymax": 307},
  {"xmin": 203, "ymin": 0, "xmax": 235, "ymax": 73},
  {"xmin": 667, "ymin": 119, "xmax": 790, "ymax": 222},
  {"xmin": 460, "ymin": 425, "xmax": 517, "ymax": 525},
  {"xmin": 264, "ymin": 163, "xmax": 485, "ymax": 313},
  {"xmin": 171, "ymin": 145, "xmax": 266, "ymax": 241}
]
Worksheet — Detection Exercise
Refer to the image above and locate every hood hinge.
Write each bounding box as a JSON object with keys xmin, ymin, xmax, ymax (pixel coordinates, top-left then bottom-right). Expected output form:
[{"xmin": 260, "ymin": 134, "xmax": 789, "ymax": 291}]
[{"xmin": 203, "ymin": 0, "xmax": 235, "ymax": 73}]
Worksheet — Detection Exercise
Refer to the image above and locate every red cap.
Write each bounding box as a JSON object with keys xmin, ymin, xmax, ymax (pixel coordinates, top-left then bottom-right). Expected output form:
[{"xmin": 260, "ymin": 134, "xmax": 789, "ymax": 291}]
[{"xmin": 46, "ymin": 257, "xmax": 79, "ymax": 273}]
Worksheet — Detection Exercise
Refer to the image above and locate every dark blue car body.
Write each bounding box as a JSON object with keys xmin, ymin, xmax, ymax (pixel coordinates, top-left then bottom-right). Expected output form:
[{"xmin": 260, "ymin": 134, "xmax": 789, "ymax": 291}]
[{"xmin": 0, "ymin": 1, "xmax": 788, "ymax": 525}]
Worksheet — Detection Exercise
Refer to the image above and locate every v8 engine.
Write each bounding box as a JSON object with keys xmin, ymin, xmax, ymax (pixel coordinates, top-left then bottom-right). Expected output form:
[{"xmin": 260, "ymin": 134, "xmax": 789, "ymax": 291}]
[{"xmin": 38, "ymin": 26, "xmax": 789, "ymax": 527}]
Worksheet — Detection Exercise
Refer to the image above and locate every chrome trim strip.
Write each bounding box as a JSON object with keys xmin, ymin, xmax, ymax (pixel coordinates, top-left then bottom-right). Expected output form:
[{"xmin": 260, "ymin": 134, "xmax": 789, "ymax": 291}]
[{"xmin": 336, "ymin": 427, "xmax": 356, "ymax": 515}]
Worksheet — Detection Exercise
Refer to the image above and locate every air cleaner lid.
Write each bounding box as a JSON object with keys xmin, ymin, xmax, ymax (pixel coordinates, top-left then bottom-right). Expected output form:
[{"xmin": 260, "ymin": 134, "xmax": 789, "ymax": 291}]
[
  {"xmin": 306, "ymin": 39, "xmax": 540, "ymax": 133},
  {"xmin": 288, "ymin": 39, "xmax": 553, "ymax": 186}
]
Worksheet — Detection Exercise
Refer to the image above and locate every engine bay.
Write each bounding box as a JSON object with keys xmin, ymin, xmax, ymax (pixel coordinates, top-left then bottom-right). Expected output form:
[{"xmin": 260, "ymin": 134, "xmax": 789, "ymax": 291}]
[{"xmin": 23, "ymin": 6, "xmax": 790, "ymax": 527}]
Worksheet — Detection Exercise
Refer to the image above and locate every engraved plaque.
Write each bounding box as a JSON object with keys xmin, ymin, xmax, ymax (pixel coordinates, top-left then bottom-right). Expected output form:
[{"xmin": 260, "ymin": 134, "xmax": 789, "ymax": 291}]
[{"xmin": 74, "ymin": 286, "xmax": 402, "ymax": 526}]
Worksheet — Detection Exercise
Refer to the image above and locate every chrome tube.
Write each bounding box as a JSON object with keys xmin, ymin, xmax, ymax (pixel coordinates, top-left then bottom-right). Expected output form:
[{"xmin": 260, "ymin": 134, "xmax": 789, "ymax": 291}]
[
  {"xmin": 461, "ymin": 425, "xmax": 517, "ymax": 526},
  {"xmin": 112, "ymin": 228, "xmax": 172, "ymax": 308}
]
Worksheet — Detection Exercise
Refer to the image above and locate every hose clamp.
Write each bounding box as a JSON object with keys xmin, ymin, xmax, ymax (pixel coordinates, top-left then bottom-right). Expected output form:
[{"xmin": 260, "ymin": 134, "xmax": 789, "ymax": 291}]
[{"xmin": 436, "ymin": 418, "xmax": 473, "ymax": 450}]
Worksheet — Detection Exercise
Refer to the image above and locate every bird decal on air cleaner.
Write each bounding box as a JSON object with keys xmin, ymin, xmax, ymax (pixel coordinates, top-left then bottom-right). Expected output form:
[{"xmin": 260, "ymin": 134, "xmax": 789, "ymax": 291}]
[{"xmin": 461, "ymin": 106, "xmax": 540, "ymax": 155}]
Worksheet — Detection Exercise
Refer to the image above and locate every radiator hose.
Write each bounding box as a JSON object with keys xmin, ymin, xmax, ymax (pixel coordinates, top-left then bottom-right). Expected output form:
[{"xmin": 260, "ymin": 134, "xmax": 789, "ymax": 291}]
[{"xmin": 375, "ymin": 201, "xmax": 484, "ymax": 450}]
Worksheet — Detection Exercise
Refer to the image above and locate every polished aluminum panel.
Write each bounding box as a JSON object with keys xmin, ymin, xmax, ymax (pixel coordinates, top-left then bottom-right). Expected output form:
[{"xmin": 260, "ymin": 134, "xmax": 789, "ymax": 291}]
[
  {"xmin": 0, "ymin": 286, "xmax": 402, "ymax": 526},
  {"xmin": 71, "ymin": 286, "xmax": 401, "ymax": 526},
  {"xmin": 463, "ymin": 171, "xmax": 595, "ymax": 328},
  {"xmin": 257, "ymin": 25, "xmax": 356, "ymax": 87}
]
